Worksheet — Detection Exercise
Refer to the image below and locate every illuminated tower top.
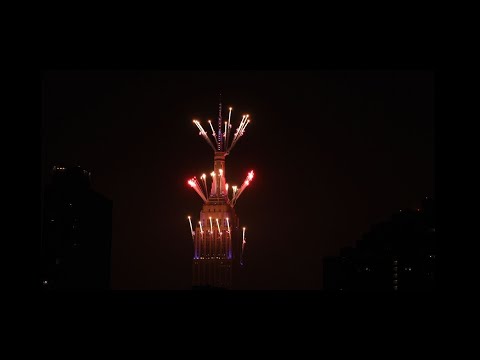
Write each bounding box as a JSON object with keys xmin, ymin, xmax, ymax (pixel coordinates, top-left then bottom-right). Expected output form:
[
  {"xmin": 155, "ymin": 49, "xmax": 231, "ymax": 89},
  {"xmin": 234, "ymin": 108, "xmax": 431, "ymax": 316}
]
[
  {"xmin": 189, "ymin": 101, "xmax": 253, "ymax": 207},
  {"xmin": 192, "ymin": 101, "xmax": 251, "ymax": 156},
  {"xmin": 187, "ymin": 99, "xmax": 254, "ymax": 288},
  {"xmin": 188, "ymin": 98, "xmax": 254, "ymax": 289}
]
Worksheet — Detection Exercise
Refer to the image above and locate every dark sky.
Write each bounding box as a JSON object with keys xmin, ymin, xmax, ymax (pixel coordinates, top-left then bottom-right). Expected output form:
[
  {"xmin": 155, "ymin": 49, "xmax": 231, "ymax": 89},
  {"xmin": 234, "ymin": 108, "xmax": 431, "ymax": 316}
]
[{"xmin": 41, "ymin": 70, "xmax": 434, "ymax": 290}]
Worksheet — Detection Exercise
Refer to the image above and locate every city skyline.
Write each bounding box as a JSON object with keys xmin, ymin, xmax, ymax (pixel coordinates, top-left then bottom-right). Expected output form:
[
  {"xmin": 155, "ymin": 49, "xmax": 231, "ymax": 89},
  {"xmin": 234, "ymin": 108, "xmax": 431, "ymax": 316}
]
[{"xmin": 41, "ymin": 70, "xmax": 434, "ymax": 290}]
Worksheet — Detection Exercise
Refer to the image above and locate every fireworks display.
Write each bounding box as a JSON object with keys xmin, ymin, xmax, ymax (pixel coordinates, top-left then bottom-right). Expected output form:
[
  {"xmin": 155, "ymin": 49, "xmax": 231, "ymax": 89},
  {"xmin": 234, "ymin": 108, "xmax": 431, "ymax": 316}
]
[
  {"xmin": 194, "ymin": 107, "xmax": 251, "ymax": 155},
  {"xmin": 187, "ymin": 106, "xmax": 254, "ymax": 207},
  {"xmin": 187, "ymin": 101, "xmax": 254, "ymax": 270}
]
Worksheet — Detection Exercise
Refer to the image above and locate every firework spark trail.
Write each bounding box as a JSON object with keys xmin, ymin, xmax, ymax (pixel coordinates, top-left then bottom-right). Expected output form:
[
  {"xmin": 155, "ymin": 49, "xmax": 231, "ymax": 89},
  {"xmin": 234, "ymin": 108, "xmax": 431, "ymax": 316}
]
[
  {"xmin": 188, "ymin": 177, "xmax": 208, "ymax": 202},
  {"xmin": 237, "ymin": 114, "xmax": 248, "ymax": 132},
  {"xmin": 231, "ymin": 170, "xmax": 254, "ymax": 206},
  {"xmin": 229, "ymin": 115, "xmax": 250, "ymax": 152},
  {"xmin": 188, "ymin": 216, "xmax": 194, "ymax": 241},
  {"xmin": 193, "ymin": 106, "xmax": 251, "ymax": 154},
  {"xmin": 241, "ymin": 227, "xmax": 246, "ymax": 263},
  {"xmin": 201, "ymin": 174, "xmax": 208, "ymax": 200},
  {"xmin": 198, "ymin": 220, "xmax": 203, "ymax": 258},
  {"xmin": 216, "ymin": 218, "xmax": 221, "ymax": 235},
  {"xmin": 207, "ymin": 120, "xmax": 217, "ymax": 145},
  {"xmin": 239, "ymin": 117, "xmax": 251, "ymax": 137},
  {"xmin": 231, "ymin": 115, "xmax": 246, "ymax": 142},
  {"xmin": 226, "ymin": 217, "xmax": 230, "ymax": 234},
  {"xmin": 238, "ymin": 115, "xmax": 249, "ymax": 135},
  {"xmin": 209, "ymin": 216, "xmax": 213, "ymax": 234},
  {"xmin": 193, "ymin": 120, "xmax": 216, "ymax": 151},
  {"xmin": 228, "ymin": 117, "xmax": 247, "ymax": 152},
  {"xmin": 193, "ymin": 177, "xmax": 206, "ymax": 199},
  {"xmin": 210, "ymin": 171, "xmax": 216, "ymax": 197},
  {"xmin": 218, "ymin": 169, "xmax": 223, "ymax": 196}
]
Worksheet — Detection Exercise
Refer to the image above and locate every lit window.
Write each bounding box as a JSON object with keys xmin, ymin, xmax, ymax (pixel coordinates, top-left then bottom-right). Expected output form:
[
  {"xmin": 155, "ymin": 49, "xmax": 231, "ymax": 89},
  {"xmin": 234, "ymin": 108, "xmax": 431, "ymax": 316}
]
[{"xmin": 42, "ymin": 280, "xmax": 48, "ymax": 285}]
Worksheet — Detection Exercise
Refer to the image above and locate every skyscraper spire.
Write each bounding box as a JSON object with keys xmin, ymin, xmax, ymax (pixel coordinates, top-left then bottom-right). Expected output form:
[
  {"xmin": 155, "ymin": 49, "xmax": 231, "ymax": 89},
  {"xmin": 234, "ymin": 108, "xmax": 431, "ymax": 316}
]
[{"xmin": 218, "ymin": 93, "xmax": 223, "ymax": 151}]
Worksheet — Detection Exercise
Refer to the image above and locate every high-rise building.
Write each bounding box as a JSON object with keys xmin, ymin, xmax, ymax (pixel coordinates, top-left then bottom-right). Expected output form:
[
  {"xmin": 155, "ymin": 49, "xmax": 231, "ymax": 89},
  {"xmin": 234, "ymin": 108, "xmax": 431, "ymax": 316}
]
[
  {"xmin": 187, "ymin": 100, "xmax": 254, "ymax": 289},
  {"xmin": 41, "ymin": 165, "xmax": 112, "ymax": 290},
  {"xmin": 323, "ymin": 197, "xmax": 436, "ymax": 292}
]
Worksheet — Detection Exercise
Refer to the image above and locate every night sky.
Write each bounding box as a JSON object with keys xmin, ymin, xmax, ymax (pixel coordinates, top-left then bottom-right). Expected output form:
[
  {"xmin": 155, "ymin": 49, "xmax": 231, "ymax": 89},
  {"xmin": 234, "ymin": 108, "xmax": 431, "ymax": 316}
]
[{"xmin": 41, "ymin": 70, "xmax": 434, "ymax": 290}]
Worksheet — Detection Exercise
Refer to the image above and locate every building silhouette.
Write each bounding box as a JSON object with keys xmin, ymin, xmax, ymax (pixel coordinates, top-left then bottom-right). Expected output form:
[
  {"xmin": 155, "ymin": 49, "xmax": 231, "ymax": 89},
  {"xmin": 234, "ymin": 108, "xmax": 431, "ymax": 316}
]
[
  {"xmin": 323, "ymin": 197, "xmax": 436, "ymax": 292},
  {"xmin": 41, "ymin": 165, "xmax": 112, "ymax": 290}
]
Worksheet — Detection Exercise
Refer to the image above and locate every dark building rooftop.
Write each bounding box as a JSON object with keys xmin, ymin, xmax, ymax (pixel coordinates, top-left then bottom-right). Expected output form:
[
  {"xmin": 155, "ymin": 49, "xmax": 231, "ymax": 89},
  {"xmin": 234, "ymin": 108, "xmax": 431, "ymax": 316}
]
[
  {"xmin": 41, "ymin": 165, "xmax": 112, "ymax": 290},
  {"xmin": 323, "ymin": 197, "xmax": 436, "ymax": 292}
]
